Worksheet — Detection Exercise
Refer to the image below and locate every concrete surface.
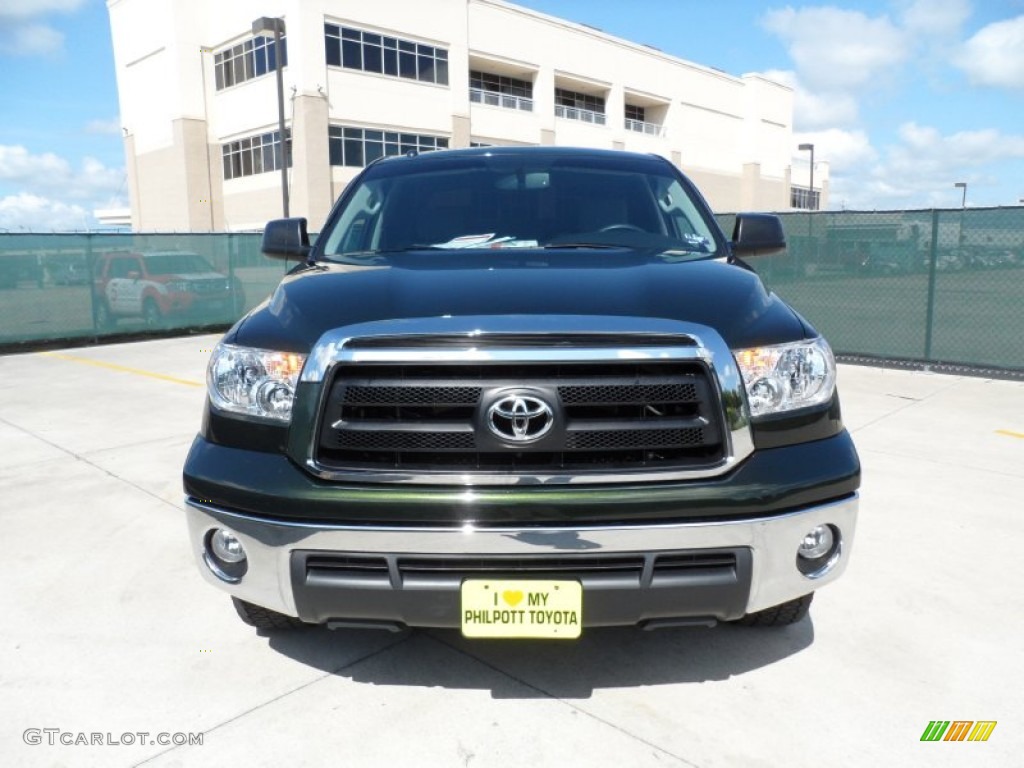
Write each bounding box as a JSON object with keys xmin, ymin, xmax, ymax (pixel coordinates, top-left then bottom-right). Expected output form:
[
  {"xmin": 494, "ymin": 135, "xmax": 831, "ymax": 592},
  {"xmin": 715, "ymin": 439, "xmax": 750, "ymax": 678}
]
[{"xmin": 0, "ymin": 335, "xmax": 1021, "ymax": 767}]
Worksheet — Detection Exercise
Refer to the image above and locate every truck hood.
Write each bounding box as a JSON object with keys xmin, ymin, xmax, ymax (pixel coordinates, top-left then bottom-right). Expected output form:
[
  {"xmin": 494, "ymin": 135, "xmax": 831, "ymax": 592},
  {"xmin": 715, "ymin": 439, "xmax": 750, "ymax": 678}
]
[{"xmin": 233, "ymin": 249, "xmax": 809, "ymax": 351}]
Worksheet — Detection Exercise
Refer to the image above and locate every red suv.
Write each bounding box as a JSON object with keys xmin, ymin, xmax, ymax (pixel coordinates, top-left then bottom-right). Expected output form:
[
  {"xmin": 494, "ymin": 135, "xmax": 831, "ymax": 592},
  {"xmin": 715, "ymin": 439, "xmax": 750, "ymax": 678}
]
[{"xmin": 92, "ymin": 251, "xmax": 243, "ymax": 328}]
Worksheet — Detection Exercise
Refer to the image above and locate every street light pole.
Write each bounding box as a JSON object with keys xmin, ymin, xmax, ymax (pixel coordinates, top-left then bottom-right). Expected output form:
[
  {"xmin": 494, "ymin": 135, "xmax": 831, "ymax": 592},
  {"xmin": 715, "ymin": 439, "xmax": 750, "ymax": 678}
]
[
  {"xmin": 953, "ymin": 182, "xmax": 967, "ymax": 254},
  {"xmin": 252, "ymin": 17, "xmax": 289, "ymax": 218},
  {"xmin": 798, "ymin": 143, "xmax": 815, "ymax": 210},
  {"xmin": 954, "ymin": 181, "xmax": 967, "ymax": 208}
]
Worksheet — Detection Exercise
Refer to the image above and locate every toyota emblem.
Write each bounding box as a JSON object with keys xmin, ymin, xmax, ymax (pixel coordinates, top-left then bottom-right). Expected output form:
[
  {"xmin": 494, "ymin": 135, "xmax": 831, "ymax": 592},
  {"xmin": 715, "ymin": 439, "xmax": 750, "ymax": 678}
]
[{"xmin": 486, "ymin": 394, "xmax": 554, "ymax": 443}]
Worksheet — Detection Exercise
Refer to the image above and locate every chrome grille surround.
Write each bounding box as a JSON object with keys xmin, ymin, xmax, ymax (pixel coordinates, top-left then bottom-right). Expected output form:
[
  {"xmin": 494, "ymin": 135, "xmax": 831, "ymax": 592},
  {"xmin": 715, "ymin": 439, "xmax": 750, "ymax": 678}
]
[{"xmin": 298, "ymin": 316, "xmax": 753, "ymax": 485}]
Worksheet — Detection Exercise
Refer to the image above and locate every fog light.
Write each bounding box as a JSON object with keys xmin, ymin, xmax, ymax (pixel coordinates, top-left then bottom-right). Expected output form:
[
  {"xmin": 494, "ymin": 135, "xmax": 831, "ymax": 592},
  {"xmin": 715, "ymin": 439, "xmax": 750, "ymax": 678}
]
[
  {"xmin": 211, "ymin": 529, "xmax": 246, "ymax": 563},
  {"xmin": 204, "ymin": 528, "xmax": 248, "ymax": 583},
  {"xmin": 798, "ymin": 525, "xmax": 834, "ymax": 560},
  {"xmin": 796, "ymin": 523, "xmax": 841, "ymax": 578}
]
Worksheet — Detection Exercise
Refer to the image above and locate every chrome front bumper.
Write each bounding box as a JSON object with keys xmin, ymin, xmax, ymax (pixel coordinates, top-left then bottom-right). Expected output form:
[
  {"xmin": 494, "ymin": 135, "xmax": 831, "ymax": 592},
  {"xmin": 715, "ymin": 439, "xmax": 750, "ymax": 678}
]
[{"xmin": 185, "ymin": 494, "xmax": 857, "ymax": 624}]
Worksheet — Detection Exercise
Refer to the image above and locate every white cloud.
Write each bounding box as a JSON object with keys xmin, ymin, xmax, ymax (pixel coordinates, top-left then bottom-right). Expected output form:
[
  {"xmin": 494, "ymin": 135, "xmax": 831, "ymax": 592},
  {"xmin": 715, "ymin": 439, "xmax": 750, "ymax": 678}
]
[
  {"xmin": 890, "ymin": 122, "xmax": 1024, "ymax": 173},
  {"xmin": 0, "ymin": 145, "xmax": 125, "ymax": 228},
  {"xmin": 0, "ymin": 145, "xmax": 68, "ymax": 180},
  {"xmin": 85, "ymin": 117, "xmax": 123, "ymax": 136},
  {"xmin": 826, "ymin": 122, "xmax": 1024, "ymax": 208},
  {"xmin": 0, "ymin": 144, "xmax": 124, "ymax": 201},
  {"xmin": 898, "ymin": 0, "xmax": 972, "ymax": 38},
  {"xmin": 794, "ymin": 128, "xmax": 877, "ymax": 173},
  {"xmin": 0, "ymin": 0, "xmax": 86, "ymax": 57},
  {"xmin": 760, "ymin": 7, "xmax": 908, "ymax": 91},
  {"xmin": 0, "ymin": 22, "xmax": 63, "ymax": 56},
  {"xmin": 0, "ymin": 0, "xmax": 86, "ymax": 20},
  {"xmin": 0, "ymin": 193, "xmax": 91, "ymax": 232},
  {"xmin": 954, "ymin": 16, "xmax": 1024, "ymax": 89},
  {"xmin": 757, "ymin": 69, "xmax": 859, "ymax": 129},
  {"xmin": 758, "ymin": 3, "xmax": 1024, "ymax": 207}
]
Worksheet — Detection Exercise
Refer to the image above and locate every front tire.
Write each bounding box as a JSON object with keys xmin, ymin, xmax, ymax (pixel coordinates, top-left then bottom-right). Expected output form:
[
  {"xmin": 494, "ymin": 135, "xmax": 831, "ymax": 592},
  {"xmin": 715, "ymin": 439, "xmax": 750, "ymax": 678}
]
[
  {"xmin": 232, "ymin": 597, "xmax": 307, "ymax": 630},
  {"xmin": 732, "ymin": 593, "xmax": 813, "ymax": 627},
  {"xmin": 94, "ymin": 299, "xmax": 114, "ymax": 330},
  {"xmin": 142, "ymin": 297, "xmax": 162, "ymax": 328}
]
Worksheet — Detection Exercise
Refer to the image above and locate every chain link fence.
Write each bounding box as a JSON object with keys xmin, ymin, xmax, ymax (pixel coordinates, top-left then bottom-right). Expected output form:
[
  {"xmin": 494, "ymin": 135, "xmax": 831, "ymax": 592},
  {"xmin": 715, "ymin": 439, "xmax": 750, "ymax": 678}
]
[
  {"xmin": 2, "ymin": 210, "xmax": 1022, "ymax": 372},
  {"xmin": 0, "ymin": 233, "xmax": 286, "ymax": 346},
  {"xmin": 717, "ymin": 208, "xmax": 1024, "ymax": 373}
]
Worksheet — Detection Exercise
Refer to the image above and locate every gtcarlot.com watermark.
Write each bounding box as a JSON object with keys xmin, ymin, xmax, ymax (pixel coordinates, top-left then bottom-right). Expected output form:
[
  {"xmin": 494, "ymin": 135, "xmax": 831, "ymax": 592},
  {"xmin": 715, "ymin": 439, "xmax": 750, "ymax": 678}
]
[{"xmin": 23, "ymin": 729, "xmax": 203, "ymax": 747}]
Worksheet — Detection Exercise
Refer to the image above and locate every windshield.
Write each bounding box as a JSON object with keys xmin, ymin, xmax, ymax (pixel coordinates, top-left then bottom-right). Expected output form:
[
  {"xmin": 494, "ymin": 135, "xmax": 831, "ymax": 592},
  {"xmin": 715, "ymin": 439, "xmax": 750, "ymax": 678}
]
[
  {"xmin": 320, "ymin": 152, "xmax": 724, "ymax": 260},
  {"xmin": 144, "ymin": 253, "xmax": 218, "ymax": 275}
]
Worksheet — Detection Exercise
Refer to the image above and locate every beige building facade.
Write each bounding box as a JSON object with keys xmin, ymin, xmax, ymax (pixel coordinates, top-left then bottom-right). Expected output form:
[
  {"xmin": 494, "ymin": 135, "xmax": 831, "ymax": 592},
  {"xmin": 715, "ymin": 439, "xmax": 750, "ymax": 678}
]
[{"xmin": 107, "ymin": 0, "xmax": 828, "ymax": 232}]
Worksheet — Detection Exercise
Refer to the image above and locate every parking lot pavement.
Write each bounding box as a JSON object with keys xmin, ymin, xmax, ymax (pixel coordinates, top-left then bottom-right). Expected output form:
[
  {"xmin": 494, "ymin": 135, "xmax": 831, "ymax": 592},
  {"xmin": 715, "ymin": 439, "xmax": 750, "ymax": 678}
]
[{"xmin": 1, "ymin": 335, "xmax": 1021, "ymax": 767}]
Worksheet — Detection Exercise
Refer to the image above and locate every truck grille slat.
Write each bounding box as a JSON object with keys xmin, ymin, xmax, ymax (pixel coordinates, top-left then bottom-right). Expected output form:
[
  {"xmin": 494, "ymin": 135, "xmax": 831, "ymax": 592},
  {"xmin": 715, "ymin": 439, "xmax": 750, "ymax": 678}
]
[{"xmin": 398, "ymin": 555, "xmax": 646, "ymax": 577}]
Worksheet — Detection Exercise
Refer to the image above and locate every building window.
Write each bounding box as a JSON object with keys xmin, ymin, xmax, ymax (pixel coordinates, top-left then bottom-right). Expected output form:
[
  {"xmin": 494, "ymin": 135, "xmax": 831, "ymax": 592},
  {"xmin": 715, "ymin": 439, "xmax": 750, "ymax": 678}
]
[
  {"xmin": 790, "ymin": 186, "xmax": 820, "ymax": 210},
  {"xmin": 554, "ymin": 87, "xmax": 606, "ymax": 125},
  {"xmin": 469, "ymin": 70, "xmax": 533, "ymax": 111},
  {"xmin": 624, "ymin": 103, "xmax": 664, "ymax": 136},
  {"xmin": 222, "ymin": 130, "xmax": 291, "ymax": 180},
  {"xmin": 625, "ymin": 104, "xmax": 645, "ymax": 123},
  {"xmin": 325, "ymin": 25, "xmax": 448, "ymax": 85},
  {"xmin": 328, "ymin": 126, "xmax": 449, "ymax": 167},
  {"xmin": 214, "ymin": 35, "xmax": 287, "ymax": 91}
]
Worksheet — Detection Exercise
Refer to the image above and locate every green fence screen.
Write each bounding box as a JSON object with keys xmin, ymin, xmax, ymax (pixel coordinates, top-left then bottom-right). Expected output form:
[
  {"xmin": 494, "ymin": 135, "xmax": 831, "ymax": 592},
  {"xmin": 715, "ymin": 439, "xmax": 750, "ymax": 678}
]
[
  {"xmin": 721, "ymin": 208, "xmax": 1023, "ymax": 371},
  {"xmin": 1, "ymin": 209, "xmax": 1022, "ymax": 371},
  {"xmin": 0, "ymin": 232, "xmax": 285, "ymax": 345}
]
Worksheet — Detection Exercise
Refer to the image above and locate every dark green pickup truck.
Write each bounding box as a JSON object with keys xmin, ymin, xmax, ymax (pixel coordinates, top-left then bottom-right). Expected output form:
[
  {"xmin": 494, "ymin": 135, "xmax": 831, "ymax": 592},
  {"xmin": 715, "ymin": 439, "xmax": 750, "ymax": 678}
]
[{"xmin": 183, "ymin": 147, "xmax": 859, "ymax": 638}]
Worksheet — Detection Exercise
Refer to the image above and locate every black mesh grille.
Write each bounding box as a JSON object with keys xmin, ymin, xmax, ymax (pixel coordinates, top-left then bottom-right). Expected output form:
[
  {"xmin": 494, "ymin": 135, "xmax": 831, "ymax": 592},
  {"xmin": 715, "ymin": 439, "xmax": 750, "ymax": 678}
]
[
  {"xmin": 559, "ymin": 382, "xmax": 698, "ymax": 405},
  {"xmin": 566, "ymin": 428, "xmax": 705, "ymax": 450},
  {"xmin": 343, "ymin": 385, "xmax": 481, "ymax": 405},
  {"xmin": 336, "ymin": 430, "xmax": 476, "ymax": 451},
  {"xmin": 316, "ymin": 357, "xmax": 725, "ymax": 475}
]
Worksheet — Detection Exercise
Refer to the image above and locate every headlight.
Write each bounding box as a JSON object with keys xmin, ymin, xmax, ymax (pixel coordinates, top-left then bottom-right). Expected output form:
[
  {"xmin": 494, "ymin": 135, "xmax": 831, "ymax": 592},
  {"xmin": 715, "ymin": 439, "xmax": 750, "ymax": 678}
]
[
  {"xmin": 734, "ymin": 337, "xmax": 836, "ymax": 418},
  {"xmin": 207, "ymin": 343, "xmax": 306, "ymax": 422}
]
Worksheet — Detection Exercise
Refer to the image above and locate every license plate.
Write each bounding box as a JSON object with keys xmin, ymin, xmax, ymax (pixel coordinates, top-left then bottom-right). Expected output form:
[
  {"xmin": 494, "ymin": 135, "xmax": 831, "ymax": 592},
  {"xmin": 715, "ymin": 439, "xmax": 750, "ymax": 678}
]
[{"xmin": 460, "ymin": 580, "xmax": 582, "ymax": 639}]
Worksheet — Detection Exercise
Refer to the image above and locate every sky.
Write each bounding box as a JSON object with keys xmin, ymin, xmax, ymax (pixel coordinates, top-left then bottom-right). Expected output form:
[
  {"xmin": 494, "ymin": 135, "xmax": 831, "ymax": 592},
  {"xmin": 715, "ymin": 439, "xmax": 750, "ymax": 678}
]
[{"xmin": 0, "ymin": 0, "xmax": 1023, "ymax": 230}]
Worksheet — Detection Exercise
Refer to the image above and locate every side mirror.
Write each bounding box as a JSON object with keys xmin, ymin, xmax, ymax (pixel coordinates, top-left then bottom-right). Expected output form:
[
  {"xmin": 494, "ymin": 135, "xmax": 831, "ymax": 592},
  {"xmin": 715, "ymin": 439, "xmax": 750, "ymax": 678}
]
[
  {"xmin": 262, "ymin": 218, "xmax": 311, "ymax": 262},
  {"xmin": 731, "ymin": 213, "xmax": 786, "ymax": 257}
]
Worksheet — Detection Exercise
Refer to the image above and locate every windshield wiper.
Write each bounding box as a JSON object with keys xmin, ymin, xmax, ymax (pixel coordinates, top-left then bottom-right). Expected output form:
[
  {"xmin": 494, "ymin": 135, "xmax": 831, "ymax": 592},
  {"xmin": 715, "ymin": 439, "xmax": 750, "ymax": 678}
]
[
  {"xmin": 331, "ymin": 245, "xmax": 444, "ymax": 259},
  {"xmin": 334, "ymin": 249, "xmax": 382, "ymax": 258},
  {"xmin": 541, "ymin": 242, "xmax": 628, "ymax": 250},
  {"xmin": 386, "ymin": 244, "xmax": 451, "ymax": 252}
]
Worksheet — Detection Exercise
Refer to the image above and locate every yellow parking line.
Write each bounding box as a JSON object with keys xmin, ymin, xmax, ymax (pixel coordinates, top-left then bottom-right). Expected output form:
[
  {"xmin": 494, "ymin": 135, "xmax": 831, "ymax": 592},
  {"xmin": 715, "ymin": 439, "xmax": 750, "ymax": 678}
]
[
  {"xmin": 996, "ymin": 429, "xmax": 1024, "ymax": 439},
  {"xmin": 42, "ymin": 352, "xmax": 203, "ymax": 388}
]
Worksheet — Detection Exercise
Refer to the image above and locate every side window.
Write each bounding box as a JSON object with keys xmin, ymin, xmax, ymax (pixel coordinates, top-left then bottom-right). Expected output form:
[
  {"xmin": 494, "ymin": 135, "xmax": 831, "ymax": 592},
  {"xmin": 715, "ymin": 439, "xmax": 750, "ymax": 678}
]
[
  {"xmin": 110, "ymin": 258, "xmax": 134, "ymax": 278},
  {"xmin": 323, "ymin": 181, "xmax": 384, "ymax": 255},
  {"xmin": 656, "ymin": 179, "xmax": 715, "ymax": 252}
]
